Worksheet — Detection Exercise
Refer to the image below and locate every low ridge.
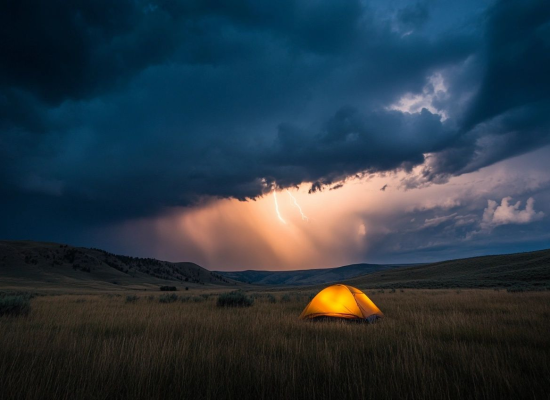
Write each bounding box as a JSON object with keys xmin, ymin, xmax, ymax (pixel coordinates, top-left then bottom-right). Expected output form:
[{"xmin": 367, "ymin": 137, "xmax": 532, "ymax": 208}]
[
  {"xmin": 343, "ymin": 248, "xmax": 550, "ymax": 290},
  {"xmin": 0, "ymin": 240, "xmax": 238, "ymax": 292}
]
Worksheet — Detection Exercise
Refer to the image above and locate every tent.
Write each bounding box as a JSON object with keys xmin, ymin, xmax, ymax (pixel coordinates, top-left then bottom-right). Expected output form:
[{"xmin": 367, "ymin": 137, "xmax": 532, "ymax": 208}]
[{"xmin": 299, "ymin": 284, "xmax": 383, "ymax": 321}]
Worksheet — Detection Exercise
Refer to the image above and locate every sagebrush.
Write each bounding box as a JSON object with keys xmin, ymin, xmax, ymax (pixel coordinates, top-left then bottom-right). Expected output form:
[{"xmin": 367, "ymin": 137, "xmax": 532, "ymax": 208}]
[
  {"xmin": 217, "ymin": 291, "xmax": 254, "ymax": 307},
  {"xmin": 0, "ymin": 295, "xmax": 31, "ymax": 317}
]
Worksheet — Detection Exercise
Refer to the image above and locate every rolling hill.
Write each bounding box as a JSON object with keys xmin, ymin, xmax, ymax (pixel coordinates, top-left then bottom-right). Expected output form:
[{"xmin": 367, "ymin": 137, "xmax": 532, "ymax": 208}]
[
  {"xmin": 343, "ymin": 248, "xmax": 550, "ymax": 290},
  {"xmin": 217, "ymin": 263, "xmax": 410, "ymax": 285},
  {"xmin": 0, "ymin": 241, "xmax": 238, "ymax": 292},
  {"xmin": 2, "ymin": 240, "xmax": 549, "ymax": 292}
]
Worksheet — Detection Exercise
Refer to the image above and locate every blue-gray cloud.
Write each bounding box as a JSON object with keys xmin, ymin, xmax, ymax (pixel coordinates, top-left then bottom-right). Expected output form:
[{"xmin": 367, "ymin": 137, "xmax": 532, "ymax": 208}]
[{"xmin": 1, "ymin": 0, "xmax": 549, "ymax": 250}]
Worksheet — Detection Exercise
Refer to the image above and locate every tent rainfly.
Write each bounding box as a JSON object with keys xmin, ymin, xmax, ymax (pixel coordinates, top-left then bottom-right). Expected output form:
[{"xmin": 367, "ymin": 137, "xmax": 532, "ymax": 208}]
[{"xmin": 299, "ymin": 284, "xmax": 383, "ymax": 321}]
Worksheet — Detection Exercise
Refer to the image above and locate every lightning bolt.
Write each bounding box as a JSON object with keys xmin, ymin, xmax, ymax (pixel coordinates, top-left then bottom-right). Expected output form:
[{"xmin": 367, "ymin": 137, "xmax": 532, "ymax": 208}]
[
  {"xmin": 286, "ymin": 189, "xmax": 309, "ymax": 221},
  {"xmin": 273, "ymin": 190, "xmax": 287, "ymax": 224}
]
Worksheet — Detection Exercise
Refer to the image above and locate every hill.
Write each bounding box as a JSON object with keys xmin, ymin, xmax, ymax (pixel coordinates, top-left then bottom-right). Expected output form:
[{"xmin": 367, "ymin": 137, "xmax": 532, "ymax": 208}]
[
  {"xmin": 0, "ymin": 241, "xmax": 238, "ymax": 292},
  {"xmin": 217, "ymin": 263, "xmax": 409, "ymax": 285},
  {"xmin": 3, "ymin": 240, "xmax": 548, "ymax": 292},
  {"xmin": 344, "ymin": 248, "xmax": 550, "ymax": 290}
]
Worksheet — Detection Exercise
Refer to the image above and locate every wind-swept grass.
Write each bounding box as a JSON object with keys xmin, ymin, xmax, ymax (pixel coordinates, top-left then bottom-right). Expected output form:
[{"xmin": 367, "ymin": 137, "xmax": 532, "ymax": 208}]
[
  {"xmin": 0, "ymin": 295, "xmax": 31, "ymax": 317},
  {"xmin": 0, "ymin": 290, "xmax": 549, "ymax": 399}
]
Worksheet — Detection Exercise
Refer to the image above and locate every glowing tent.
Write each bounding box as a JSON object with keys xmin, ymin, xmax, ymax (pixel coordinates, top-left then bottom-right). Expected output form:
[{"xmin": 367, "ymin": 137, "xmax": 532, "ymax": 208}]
[{"xmin": 299, "ymin": 284, "xmax": 383, "ymax": 321}]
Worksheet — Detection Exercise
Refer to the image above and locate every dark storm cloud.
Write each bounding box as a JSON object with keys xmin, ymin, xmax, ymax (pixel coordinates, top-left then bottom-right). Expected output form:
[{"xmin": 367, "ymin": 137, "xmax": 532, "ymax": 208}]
[
  {"xmin": 462, "ymin": 0, "xmax": 550, "ymax": 129},
  {"xmin": 397, "ymin": 2, "xmax": 430, "ymax": 31},
  {"xmin": 400, "ymin": 0, "xmax": 550, "ymax": 187},
  {"xmin": 0, "ymin": 0, "xmax": 184, "ymax": 104},
  {"xmin": 1, "ymin": 0, "xmax": 549, "ymax": 237},
  {"xmin": 267, "ymin": 106, "xmax": 452, "ymax": 191}
]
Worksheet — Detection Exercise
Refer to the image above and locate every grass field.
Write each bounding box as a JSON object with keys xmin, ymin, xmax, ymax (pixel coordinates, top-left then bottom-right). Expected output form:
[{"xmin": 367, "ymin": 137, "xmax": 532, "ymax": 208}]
[
  {"xmin": 346, "ymin": 248, "xmax": 550, "ymax": 290},
  {"xmin": 1, "ymin": 290, "xmax": 549, "ymax": 400}
]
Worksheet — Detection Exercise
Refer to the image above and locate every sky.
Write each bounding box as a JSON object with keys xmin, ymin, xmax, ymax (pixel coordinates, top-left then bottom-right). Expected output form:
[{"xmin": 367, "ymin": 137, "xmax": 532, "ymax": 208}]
[{"xmin": 1, "ymin": 0, "xmax": 550, "ymax": 270}]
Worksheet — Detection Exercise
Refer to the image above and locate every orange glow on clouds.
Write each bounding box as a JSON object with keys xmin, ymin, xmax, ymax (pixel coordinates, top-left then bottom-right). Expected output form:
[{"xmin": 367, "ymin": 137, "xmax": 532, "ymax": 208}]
[{"xmin": 102, "ymin": 151, "xmax": 548, "ymax": 270}]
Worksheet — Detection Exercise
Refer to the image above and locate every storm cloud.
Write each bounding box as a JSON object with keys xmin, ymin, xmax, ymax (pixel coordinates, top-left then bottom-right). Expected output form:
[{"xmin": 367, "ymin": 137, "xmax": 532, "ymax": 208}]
[{"xmin": 1, "ymin": 0, "xmax": 549, "ymax": 253}]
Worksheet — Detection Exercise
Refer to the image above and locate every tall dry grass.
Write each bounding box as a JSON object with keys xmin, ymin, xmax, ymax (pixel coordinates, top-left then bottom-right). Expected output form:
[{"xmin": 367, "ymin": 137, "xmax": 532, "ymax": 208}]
[{"xmin": 0, "ymin": 290, "xmax": 549, "ymax": 400}]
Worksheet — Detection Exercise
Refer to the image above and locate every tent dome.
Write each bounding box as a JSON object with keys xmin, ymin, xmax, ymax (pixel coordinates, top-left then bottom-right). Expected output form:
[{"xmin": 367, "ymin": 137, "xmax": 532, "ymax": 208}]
[{"xmin": 299, "ymin": 284, "xmax": 383, "ymax": 321}]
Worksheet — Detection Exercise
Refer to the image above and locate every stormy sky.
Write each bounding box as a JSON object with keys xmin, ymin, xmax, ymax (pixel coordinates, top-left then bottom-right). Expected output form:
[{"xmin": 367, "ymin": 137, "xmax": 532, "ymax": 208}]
[{"xmin": 1, "ymin": 0, "xmax": 550, "ymax": 270}]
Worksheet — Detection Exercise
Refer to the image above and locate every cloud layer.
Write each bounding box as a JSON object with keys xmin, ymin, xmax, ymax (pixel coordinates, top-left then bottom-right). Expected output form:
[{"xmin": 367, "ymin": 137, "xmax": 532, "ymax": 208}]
[{"xmin": 1, "ymin": 0, "xmax": 549, "ymax": 265}]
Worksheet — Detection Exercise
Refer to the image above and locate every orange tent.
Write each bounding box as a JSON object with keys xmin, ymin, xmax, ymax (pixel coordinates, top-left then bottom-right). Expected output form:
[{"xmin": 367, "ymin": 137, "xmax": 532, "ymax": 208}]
[{"xmin": 300, "ymin": 284, "xmax": 383, "ymax": 321}]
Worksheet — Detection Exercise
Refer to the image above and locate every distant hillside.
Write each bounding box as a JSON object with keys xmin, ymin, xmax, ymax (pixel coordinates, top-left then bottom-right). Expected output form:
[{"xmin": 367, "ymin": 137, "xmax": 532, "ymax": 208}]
[
  {"xmin": 0, "ymin": 241, "xmax": 238, "ymax": 292},
  {"xmin": 344, "ymin": 249, "xmax": 550, "ymax": 290},
  {"xmin": 217, "ymin": 263, "xmax": 408, "ymax": 286}
]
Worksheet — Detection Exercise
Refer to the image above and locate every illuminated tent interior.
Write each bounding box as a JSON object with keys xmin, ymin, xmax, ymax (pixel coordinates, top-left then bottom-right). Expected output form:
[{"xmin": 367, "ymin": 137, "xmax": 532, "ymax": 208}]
[{"xmin": 299, "ymin": 284, "xmax": 383, "ymax": 321}]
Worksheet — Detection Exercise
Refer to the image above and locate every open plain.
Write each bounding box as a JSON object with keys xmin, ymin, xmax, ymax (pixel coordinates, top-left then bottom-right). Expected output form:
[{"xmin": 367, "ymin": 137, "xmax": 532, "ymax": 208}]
[{"xmin": 1, "ymin": 289, "xmax": 549, "ymax": 400}]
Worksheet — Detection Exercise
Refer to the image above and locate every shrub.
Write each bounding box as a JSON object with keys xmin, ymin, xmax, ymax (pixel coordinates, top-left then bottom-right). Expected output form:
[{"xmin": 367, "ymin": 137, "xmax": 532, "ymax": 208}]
[
  {"xmin": 192, "ymin": 296, "xmax": 205, "ymax": 303},
  {"xmin": 507, "ymin": 286, "xmax": 526, "ymax": 293},
  {"xmin": 280, "ymin": 294, "xmax": 291, "ymax": 303},
  {"xmin": 217, "ymin": 291, "xmax": 254, "ymax": 307},
  {"xmin": 159, "ymin": 294, "xmax": 178, "ymax": 303},
  {"xmin": 160, "ymin": 286, "xmax": 177, "ymax": 292},
  {"xmin": 126, "ymin": 295, "xmax": 139, "ymax": 303},
  {"xmin": 267, "ymin": 294, "xmax": 277, "ymax": 303},
  {"xmin": 0, "ymin": 296, "xmax": 31, "ymax": 317},
  {"xmin": 185, "ymin": 287, "xmax": 189, "ymax": 291}
]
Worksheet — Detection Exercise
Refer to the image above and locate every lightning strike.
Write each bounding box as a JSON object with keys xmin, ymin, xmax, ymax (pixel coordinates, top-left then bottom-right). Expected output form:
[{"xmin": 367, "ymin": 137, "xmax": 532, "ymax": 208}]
[
  {"xmin": 273, "ymin": 190, "xmax": 287, "ymax": 224},
  {"xmin": 286, "ymin": 189, "xmax": 309, "ymax": 221}
]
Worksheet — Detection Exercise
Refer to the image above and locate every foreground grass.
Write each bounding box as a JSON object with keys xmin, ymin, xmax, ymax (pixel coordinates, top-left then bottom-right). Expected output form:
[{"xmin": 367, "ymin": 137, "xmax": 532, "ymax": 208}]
[{"xmin": 0, "ymin": 290, "xmax": 549, "ymax": 400}]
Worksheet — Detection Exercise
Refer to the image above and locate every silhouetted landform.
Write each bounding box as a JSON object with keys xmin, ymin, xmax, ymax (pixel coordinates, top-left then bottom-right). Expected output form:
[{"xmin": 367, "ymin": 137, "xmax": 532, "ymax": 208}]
[
  {"xmin": 345, "ymin": 249, "xmax": 550, "ymax": 290},
  {"xmin": 217, "ymin": 264, "xmax": 410, "ymax": 286},
  {"xmin": 2, "ymin": 241, "xmax": 549, "ymax": 292},
  {"xmin": 0, "ymin": 241, "xmax": 237, "ymax": 291}
]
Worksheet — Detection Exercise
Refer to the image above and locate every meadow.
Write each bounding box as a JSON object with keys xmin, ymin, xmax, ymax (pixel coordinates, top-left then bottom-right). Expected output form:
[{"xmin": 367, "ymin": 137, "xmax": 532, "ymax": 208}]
[{"xmin": 1, "ymin": 290, "xmax": 549, "ymax": 400}]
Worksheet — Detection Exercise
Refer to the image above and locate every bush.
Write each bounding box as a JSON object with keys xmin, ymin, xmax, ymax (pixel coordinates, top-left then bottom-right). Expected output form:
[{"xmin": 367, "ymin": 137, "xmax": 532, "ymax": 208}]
[
  {"xmin": 267, "ymin": 294, "xmax": 277, "ymax": 303},
  {"xmin": 159, "ymin": 294, "xmax": 178, "ymax": 303},
  {"xmin": 217, "ymin": 291, "xmax": 254, "ymax": 307},
  {"xmin": 280, "ymin": 294, "xmax": 291, "ymax": 303},
  {"xmin": 0, "ymin": 296, "xmax": 31, "ymax": 317},
  {"xmin": 126, "ymin": 295, "xmax": 139, "ymax": 303},
  {"xmin": 160, "ymin": 286, "xmax": 177, "ymax": 292},
  {"xmin": 507, "ymin": 286, "xmax": 528, "ymax": 293}
]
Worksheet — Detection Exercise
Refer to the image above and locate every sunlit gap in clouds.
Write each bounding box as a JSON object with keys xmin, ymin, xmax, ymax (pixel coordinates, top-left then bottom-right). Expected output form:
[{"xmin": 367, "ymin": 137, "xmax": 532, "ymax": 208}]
[
  {"xmin": 107, "ymin": 180, "xmax": 375, "ymax": 270},
  {"xmin": 100, "ymin": 148, "xmax": 550, "ymax": 271}
]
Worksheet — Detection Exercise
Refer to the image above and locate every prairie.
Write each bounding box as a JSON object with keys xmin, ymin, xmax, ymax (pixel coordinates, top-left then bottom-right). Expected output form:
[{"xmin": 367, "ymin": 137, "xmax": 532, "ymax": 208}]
[{"xmin": 1, "ymin": 290, "xmax": 549, "ymax": 400}]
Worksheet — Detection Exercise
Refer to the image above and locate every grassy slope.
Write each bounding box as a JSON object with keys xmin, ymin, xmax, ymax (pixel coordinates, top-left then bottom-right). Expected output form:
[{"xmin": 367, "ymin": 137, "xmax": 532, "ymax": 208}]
[
  {"xmin": 2, "ymin": 240, "xmax": 549, "ymax": 292},
  {"xmin": 344, "ymin": 248, "xmax": 550, "ymax": 289},
  {"xmin": 217, "ymin": 263, "xmax": 406, "ymax": 285},
  {"xmin": 0, "ymin": 240, "xmax": 240, "ymax": 292},
  {"xmin": 0, "ymin": 290, "xmax": 548, "ymax": 400}
]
